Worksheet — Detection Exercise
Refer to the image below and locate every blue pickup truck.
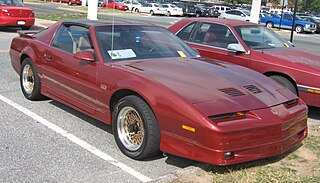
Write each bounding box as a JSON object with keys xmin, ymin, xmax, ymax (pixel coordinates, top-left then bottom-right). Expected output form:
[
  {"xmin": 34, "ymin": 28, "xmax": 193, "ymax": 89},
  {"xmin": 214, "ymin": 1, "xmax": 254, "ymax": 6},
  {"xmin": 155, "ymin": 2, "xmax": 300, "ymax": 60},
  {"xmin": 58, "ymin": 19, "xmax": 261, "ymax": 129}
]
[{"xmin": 260, "ymin": 12, "xmax": 316, "ymax": 33}]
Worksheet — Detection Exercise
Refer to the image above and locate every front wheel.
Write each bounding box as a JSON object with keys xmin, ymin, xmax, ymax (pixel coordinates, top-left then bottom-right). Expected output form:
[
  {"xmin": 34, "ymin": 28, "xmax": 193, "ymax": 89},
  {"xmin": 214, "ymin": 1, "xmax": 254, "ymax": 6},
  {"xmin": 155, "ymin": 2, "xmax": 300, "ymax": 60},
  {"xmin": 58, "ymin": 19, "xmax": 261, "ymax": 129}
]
[
  {"xmin": 166, "ymin": 11, "xmax": 171, "ymax": 16},
  {"xmin": 295, "ymin": 25, "xmax": 304, "ymax": 34},
  {"xmin": 113, "ymin": 95, "xmax": 160, "ymax": 160},
  {"xmin": 150, "ymin": 10, "xmax": 154, "ymax": 15},
  {"xmin": 266, "ymin": 22, "xmax": 274, "ymax": 29},
  {"xmin": 20, "ymin": 58, "xmax": 44, "ymax": 100},
  {"xmin": 270, "ymin": 75, "xmax": 297, "ymax": 95}
]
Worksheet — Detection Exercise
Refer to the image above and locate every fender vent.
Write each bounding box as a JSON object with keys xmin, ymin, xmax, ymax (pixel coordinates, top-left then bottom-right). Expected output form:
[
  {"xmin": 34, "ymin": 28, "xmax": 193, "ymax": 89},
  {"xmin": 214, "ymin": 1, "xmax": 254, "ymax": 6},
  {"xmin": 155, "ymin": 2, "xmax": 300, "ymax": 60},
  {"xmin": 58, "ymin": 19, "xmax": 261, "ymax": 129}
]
[
  {"xmin": 244, "ymin": 85, "xmax": 262, "ymax": 94},
  {"xmin": 219, "ymin": 88, "xmax": 245, "ymax": 97}
]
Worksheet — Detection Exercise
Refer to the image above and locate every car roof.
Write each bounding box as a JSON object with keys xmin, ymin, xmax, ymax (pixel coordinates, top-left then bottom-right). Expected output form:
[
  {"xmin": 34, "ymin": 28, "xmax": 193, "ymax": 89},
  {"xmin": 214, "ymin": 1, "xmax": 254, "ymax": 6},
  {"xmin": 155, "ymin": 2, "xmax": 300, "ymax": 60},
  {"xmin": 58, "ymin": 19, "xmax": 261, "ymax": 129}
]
[
  {"xmin": 181, "ymin": 18, "xmax": 257, "ymax": 27},
  {"xmin": 62, "ymin": 19, "xmax": 144, "ymax": 28}
]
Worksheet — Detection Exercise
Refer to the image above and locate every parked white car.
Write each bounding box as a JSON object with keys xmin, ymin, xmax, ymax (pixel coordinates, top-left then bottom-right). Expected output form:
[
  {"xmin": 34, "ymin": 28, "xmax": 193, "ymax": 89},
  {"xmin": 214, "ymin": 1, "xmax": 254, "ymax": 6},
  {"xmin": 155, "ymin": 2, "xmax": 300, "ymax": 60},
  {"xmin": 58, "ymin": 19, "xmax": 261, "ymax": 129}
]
[
  {"xmin": 160, "ymin": 4, "xmax": 183, "ymax": 16},
  {"xmin": 123, "ymin": 1, "xmax": 142, "ymax": 12},
  {"xmin": 219, "ymin": 9, "xmax": 251, "ymax": 21},
  {"xmin": 213, "ymin": 5, "xmax": 231, "ymax": 14},
  {"xmin": 138, "ymin": 3, "xmax": 166, "ymax": 15}
]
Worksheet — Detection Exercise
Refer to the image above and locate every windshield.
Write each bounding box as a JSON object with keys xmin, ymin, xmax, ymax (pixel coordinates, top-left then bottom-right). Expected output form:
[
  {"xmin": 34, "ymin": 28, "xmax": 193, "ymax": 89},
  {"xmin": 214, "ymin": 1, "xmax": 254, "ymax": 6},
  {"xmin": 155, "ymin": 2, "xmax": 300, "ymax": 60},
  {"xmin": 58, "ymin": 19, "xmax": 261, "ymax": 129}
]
[
  {"xmin": 242, "ymin": 10, "xmax": 250, "ymax": 16},
  {"xmin": 0, "ymin": 0, "xmax": 24, "ymax": 6},
  {"xmin": 95, "ymin": 25, "xmax": 198, "ymax": 62},
  {"xmin": 234, "ymin": 25, "xmax": 293, "ymax": 50}
]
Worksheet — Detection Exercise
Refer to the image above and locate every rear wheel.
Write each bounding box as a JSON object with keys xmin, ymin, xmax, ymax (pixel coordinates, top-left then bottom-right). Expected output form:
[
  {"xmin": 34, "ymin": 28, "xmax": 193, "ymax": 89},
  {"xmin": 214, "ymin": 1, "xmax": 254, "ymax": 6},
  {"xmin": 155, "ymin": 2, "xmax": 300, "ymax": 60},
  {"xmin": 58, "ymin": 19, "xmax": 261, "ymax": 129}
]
[
  {"xmin": 135, "ymin": 8, "xmax": 139, "ymax": 12},
  {"xmin": 113, "ymin": 95, "xmax": 160, "ymax": 160},
  {"xmin": 270, "ymin": 75, "xmax": 297, "ymax": 95},
  {"xmin": 20, "ymin": 58, "xmax": 44, "ymax": 100},
  {"xmin": 150, "ymin": 10, "xmax": 154, "ymax": 15},
  {"xmin": 295, "ymin": 25, "xmax": 304, "ymax": 33},
  {"xmin": 166, "ymin": 11, "xmax": 171, "ymax": 16}
]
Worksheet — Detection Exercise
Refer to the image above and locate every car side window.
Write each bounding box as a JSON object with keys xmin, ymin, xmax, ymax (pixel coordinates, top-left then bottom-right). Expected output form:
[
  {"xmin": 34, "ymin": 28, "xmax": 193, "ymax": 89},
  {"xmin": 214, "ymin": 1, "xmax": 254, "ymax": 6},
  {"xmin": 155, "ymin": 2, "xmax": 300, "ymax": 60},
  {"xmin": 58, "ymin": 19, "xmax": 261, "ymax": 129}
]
[
  {"xmin": 193, "ymin": 23, "xmax": 238, "ymax": 49},
  {"xmin": 284, "ymin": 14, "xmax": 292, "ymax": 20},
  {"xmin": 176, "ymin": 22, "xmax": 196, "ymax": 41},
  {"xmin": 52, "ymin": 25, "xmax": 93, "ymax": 54}
]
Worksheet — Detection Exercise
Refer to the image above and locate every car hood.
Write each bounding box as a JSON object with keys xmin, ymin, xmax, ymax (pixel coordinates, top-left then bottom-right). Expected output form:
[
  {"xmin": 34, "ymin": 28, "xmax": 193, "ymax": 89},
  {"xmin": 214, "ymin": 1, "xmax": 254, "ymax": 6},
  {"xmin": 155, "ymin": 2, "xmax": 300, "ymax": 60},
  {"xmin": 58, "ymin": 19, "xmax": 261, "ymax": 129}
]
[
  {"xmin": 114, "ymin": 57, "xmax": 296, "ymax": 114},
  {"xmin": 264, "ymin": 49, "xmax": 320, "ymax": 71}
]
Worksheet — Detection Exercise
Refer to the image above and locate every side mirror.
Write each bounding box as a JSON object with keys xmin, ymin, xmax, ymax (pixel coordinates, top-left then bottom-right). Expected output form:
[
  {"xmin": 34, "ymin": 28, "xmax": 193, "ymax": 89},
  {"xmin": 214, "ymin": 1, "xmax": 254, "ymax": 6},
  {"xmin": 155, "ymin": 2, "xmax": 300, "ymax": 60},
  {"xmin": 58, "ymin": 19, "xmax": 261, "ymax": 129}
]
[
  {"xmin": 74, "ymin": 50, "xmax": 95, "ymax": 62},
  {"xmin": 227, "ymin": 43, "xmax": 246, "ymax": 53}
]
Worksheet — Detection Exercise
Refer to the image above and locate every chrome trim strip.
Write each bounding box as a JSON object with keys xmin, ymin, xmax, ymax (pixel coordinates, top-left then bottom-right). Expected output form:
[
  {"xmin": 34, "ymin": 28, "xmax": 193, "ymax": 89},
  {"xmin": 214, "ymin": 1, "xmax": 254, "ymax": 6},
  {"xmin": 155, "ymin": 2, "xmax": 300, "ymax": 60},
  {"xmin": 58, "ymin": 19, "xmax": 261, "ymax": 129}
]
[{"xmin": 297, "ymin": 84, "xmax": 320, "ymax": 92}]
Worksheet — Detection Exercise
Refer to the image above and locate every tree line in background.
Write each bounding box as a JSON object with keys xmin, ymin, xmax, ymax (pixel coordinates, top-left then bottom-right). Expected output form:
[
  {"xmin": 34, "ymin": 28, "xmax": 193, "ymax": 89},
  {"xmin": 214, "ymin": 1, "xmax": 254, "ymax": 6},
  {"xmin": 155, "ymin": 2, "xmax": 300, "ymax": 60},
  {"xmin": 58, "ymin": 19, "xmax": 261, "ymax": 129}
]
[{"xmin": 222, "ymin": 0, "xmax": 320, "ymax": 13}]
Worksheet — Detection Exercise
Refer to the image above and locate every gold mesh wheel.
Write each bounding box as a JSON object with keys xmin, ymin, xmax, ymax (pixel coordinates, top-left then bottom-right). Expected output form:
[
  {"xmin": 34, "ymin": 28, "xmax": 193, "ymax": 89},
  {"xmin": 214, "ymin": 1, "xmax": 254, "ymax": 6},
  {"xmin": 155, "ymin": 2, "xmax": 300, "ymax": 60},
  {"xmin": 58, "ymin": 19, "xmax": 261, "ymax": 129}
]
[
  {"xmin": 22, "ymin": 64, "xmax": 34, "ymax": 95},
  {"xmin": 117, "ymin": 106, "xmax": 144, "ymax": 151}
]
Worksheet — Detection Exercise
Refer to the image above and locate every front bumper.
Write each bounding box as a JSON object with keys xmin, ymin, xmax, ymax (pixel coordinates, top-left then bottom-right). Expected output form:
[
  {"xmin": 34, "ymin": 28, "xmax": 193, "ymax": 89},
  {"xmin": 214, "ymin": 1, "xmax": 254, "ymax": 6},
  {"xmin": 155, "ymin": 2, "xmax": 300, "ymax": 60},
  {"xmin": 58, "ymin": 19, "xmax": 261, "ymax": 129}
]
[
  {"xmin": 0, "ymin": 16, "xmax": 35, "ymax": 27},
  {"xmin": 304, "ymin": 26, "xmax": 316, "ymax": 33},
  {"xmin": 161, "ymin": 100, "xmax": 308, "ymax": 165}
]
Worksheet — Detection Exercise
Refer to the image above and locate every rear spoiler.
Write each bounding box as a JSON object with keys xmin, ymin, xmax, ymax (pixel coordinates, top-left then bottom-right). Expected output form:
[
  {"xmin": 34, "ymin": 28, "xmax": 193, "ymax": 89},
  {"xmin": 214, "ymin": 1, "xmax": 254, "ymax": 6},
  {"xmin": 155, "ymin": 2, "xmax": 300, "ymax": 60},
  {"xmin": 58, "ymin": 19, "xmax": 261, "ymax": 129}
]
[{"xmin": 17, "ymin": 30, "xmax": 40, "ymax": 38}]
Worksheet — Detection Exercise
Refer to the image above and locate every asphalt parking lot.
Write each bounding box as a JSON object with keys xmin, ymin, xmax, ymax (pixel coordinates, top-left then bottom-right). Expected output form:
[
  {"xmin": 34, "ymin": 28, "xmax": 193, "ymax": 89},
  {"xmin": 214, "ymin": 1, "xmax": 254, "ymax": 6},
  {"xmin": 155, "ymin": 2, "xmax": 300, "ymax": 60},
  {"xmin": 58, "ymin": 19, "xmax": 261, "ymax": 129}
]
[{"xmin": 1, "ymin": 19, "xmax": 320, "ymax": 182}]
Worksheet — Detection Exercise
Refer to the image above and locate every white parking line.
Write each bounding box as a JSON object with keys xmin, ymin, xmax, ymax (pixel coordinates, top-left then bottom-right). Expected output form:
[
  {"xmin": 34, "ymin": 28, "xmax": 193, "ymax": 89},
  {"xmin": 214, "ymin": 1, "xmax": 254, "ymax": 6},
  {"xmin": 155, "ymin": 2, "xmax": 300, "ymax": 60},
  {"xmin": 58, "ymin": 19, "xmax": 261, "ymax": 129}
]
[{"xmin": 0, "ymin": 94, "xmax": 152, "ymax": 182}]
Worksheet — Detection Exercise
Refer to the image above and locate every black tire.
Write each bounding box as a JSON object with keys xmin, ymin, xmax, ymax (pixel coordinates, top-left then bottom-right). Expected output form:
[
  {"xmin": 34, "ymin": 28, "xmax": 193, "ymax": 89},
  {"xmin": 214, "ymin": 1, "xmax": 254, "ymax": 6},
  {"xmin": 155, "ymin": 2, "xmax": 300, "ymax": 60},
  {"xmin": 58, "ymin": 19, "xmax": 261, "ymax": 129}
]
[
  {"xmin": 135, "ymin": 8, "xmax": 139, "ymax": 12},
  {"xmin": 150, "ymin": 10, "xmax": 154, "ymax": 15},
  {"xmin": 266, "ymin": 21, "xmax": 274, "ymax": 29},
  {"xmin": 113, "ymin": 95, "xmax": 160, "ymax": 160},
  {"xmin": 166, "ymin": 11, "xmax": 171, "ymax": 16},
  {"xmin": 20, "ymin": 58, "xmax": 44, "ymax": 100},
  {"xmin": 295, "ymin": 25, "xmax": 304, "ymax": 34},
  {"xmin": 21, "ymin": 26, "xmax": 31, "ymax": 30},
  {"xmin": 270, "ymin": 75, "xmax": 297, "ymax": 95},
  {"xmin": 196, "ymin": 13, "xmax": 200, "ymax": 17}
]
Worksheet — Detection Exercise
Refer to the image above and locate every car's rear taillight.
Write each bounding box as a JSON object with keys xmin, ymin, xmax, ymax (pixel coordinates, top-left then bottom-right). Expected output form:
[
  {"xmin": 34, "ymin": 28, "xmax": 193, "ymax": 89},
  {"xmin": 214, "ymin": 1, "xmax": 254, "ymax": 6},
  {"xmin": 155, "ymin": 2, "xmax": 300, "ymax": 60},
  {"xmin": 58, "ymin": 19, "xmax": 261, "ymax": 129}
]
[
  {"xmin": 157, "ymin": 8, "xmax": 159, "ymax": 10},
  {"xmin": 30, "ymin": 11, "xmax": 35, "ymax": 17},
  {"xmin": 1, "ymin": 9, "xmax": 10, "ymax": 16}
]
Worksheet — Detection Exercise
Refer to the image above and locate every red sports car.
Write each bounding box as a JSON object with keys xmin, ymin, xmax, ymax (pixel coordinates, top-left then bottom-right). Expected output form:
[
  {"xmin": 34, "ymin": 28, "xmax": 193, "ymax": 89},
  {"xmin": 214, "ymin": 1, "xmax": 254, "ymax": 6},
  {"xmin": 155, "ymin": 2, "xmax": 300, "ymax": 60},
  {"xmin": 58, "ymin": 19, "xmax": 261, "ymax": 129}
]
[
  {"xmin": 10, "ymin": 20, "xmax": 307, "ymax": 165},
  {"xmin": 168, "ymin": 18, "xmax": 320, "ymax": 107},
  {"xmin": 0, "ymin": 0, "xmax": 34, "ymax": 30},
  {"xmin": 102, "ymin": 0, "xmax": 128, "ymax": 10}
]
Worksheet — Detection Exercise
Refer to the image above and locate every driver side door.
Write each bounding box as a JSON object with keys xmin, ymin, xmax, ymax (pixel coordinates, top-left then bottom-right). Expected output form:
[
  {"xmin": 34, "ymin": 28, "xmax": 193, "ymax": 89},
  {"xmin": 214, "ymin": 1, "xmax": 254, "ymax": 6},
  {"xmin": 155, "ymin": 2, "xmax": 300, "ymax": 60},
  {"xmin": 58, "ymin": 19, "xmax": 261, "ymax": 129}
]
[
  {"xmin": 42, "ymin": 25, "xmax": 98, "ymax": 114},
  {"xmin": 185, "ymin": 22, "xmax": 251, "ymax": 67}
]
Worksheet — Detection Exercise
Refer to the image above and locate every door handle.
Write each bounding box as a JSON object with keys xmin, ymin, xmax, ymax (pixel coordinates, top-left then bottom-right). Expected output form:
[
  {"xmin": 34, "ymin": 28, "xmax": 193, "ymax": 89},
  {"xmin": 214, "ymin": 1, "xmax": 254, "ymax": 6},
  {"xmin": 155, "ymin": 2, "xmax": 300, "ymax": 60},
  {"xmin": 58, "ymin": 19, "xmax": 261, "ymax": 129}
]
[{"xmin": 44, "ymin": 54, "xmax": 52, "ymax": 60}]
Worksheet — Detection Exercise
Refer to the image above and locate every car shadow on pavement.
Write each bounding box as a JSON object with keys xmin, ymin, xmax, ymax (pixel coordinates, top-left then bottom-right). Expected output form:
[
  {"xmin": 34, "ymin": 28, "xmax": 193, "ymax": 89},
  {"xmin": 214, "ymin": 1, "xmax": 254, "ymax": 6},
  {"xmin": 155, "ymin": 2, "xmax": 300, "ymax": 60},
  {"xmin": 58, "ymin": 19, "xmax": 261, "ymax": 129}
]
[
  {"xmin": 49, "ymin": 100, "xmax": 112, "ymax": 134},
  {"xmin": 48, "ymin": 100, "xmax": 202, "ymax": 167},
  {"xmin": 0, "ymin": 26, "xmax": 44, "ymax": 33},
  {"xmin": 308, "ymin": 106, "xmax": 320, "ymax": 120}
]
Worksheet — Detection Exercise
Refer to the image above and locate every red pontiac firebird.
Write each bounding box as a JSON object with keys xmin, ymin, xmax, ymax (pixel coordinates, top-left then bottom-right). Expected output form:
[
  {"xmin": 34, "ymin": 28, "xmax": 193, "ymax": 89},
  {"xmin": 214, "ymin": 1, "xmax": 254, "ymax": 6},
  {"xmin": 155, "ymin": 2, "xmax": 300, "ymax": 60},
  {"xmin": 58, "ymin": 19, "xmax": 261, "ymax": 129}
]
[
  {"xmin": 168, "ymin": 18, "xmax": 320, "ymax": 107},
  {"xmin": 10, "ymin": 20, "xmax": 308, "ymax": 165},
  {"xmin": 0, "ymin": 0, "xmax": 34, "ymax": 30}
]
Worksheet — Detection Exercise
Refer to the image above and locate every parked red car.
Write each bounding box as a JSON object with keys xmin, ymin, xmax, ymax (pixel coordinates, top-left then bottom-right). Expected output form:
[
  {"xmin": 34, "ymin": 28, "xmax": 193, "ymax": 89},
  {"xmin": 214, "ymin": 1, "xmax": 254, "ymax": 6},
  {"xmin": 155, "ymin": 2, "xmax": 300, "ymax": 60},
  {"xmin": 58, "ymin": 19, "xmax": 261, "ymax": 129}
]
[
  {"xmin": 60, "ymin": 0, "xmax": 82, "ymax": 5},
  {"xmin": 169, "ymin": 18, "xmax": 320, "ymax": 107},
  {"xmin": 102, "ymin": 0, "xmax": 128, "ymax": 10},
  {"xmin": 0, "ymin": 0, "xmax": 34, "ymax": 30},
  {"xmin": 10, "ymin": 20, "xmax": 307, "ymax": 165}
]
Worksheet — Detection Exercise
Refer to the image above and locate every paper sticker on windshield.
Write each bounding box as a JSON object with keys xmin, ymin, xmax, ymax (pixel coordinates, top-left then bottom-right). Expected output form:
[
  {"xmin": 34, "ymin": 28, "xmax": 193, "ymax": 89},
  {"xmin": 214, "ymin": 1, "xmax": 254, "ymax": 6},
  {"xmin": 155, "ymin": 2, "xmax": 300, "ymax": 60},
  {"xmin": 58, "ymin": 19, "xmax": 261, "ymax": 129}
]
[
  {"xmin": 108, "ymin": 49, "xmax": 137, "ymax": 60},
  {"xmin": 283, "ymin": 43, "xmax": 289, "ymax": 48},
  {"xmin": 177, "ymin": 51, "xmax": 186, "ymax": 57}
]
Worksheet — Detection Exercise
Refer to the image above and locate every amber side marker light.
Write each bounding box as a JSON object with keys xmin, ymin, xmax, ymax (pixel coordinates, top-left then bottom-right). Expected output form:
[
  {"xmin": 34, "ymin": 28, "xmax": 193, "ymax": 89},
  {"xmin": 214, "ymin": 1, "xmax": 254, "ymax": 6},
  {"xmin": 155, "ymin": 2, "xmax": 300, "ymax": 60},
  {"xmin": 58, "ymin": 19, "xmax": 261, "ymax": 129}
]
[
  {"xmin": 307, "ymin": 88, "xmax": 320, "ymax": 94},
  {"xmin": 182, "ymin": 125, "xmax": 196, "ymax": 132}
]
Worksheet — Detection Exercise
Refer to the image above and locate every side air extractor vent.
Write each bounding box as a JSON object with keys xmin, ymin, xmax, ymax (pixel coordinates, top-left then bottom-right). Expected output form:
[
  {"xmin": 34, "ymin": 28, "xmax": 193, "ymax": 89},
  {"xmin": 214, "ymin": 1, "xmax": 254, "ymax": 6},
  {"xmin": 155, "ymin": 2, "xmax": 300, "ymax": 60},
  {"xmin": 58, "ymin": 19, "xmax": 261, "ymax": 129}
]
[
  {"xmin": 219, "ymin": 88, "xmax": 245, "ymax": 97},
  {"xmin": 244, "ymin": 85, "xmax": 262, "ymax": 94}
]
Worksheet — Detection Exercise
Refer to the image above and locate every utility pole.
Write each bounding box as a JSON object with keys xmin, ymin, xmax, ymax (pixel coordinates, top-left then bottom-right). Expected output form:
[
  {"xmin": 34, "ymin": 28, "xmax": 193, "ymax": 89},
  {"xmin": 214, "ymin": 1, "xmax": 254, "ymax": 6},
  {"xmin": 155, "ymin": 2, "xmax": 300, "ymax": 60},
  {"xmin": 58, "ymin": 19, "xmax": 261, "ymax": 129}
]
[
  {"xmin": 290, "ymin": 0, "xmax": 298, "ymax": 42},
  {"xmin": 249, "ymin": 0, "xmax": 262, "ymax": 23},
  {"xmin": 87, "ymin": 0, "xmax": 98, "ymax": 20}
]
